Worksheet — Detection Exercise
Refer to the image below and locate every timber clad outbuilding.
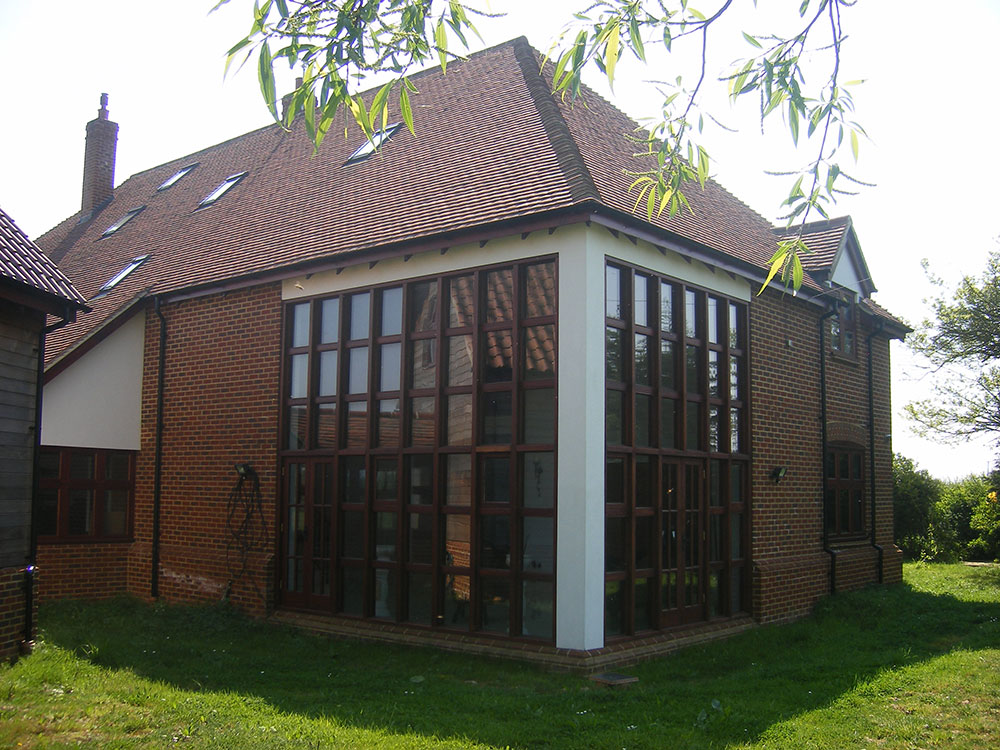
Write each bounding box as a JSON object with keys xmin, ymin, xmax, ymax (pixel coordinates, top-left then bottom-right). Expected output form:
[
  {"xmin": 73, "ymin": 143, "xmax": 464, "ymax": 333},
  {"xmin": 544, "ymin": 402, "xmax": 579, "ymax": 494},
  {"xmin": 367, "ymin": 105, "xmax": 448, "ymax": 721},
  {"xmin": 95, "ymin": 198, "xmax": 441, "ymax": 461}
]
[
  {"xmin": 0, "ymin": 207, "xmax": 85, "ymax": 661},
  {"xmin": 34, "ymin": 38, "xmax": 907, "ymax": 668}
]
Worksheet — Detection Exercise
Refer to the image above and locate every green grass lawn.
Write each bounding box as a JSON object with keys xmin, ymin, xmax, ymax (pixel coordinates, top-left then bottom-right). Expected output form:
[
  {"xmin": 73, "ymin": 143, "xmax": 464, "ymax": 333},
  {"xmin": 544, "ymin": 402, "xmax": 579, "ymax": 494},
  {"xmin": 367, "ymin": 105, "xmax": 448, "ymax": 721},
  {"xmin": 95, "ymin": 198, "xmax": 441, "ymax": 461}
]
[{"xmin": 2, "ymin": 562, "xmax": 998, "ymax": 749}]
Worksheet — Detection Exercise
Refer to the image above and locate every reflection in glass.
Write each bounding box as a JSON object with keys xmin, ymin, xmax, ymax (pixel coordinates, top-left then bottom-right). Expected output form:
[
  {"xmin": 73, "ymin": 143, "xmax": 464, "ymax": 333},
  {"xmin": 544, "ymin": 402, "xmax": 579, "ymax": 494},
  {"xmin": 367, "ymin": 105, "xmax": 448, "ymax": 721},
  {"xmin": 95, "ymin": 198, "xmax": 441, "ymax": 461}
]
[
  {"xmin": 448, "ymin": 275, "xmax": 474, "ymax": 328},
  {"xmin": 320, "ymin": 298, "xmax": 339, "ymax": 344},
  {"xmin": 482, "ymin": 391, "xmax": 512, "ymax": 444},
  {"xmin": 447, "ymin": 335, "xmax": 474, "ymax": 386},
  {"xmin": 348, "ymin": 347, "xmax": 368, "ymax": 394},
  {"xmin": 522, "ymin": 517, "xmax": 554, "ymax": 573},
  {"xmin": 481, "ymin": 516, "xmax": 511, "ymax": 568},
  {"xmin": 316, "ymin": 403, "xmax": 337, "ymax": 448},
  {"xmin": 345, "ymin": 402, "xmax": 368, "ymax": 448},
  {"xmin": 350, "ymin": 292, "xmax": 370, "ymax": 340},
  {"xmin": 634, "ymin": 274, "xmax": 649, "ymax": 327},
  {"xmin": 660, "ymin": 340, "xmax": 676, "ymax": 390},
  {"xmin": 606, "ymin": 265, "xmax": 622, "ymax": 319},
  {"xmin": 292, "ymin": 302, "xmax": 310, "ymax": 348},
  {"xmin": 290, "ymin": 353, "xmax": 308, "ymax": 398},
  {"xmin": 410, "ymin": 281, "xmax": 438, "ymax": 333},
  {"xmin": 381, "ymin": 287, "xmax": 403, "ymax": 336},
  {"xmin": 523, "ymin": 452, "xmax": 554, "ymax": 509},
  {"xmin": 482, "ymin": 456, "xmax": 510, "ymax": 503},
  {"xmin": 660, "ymin": 281, "xmax": 674, "ymax": 332},
  {"xmin": 410, "ymin": 340, "xmax": 436, "ymax": 389},
  {"xmin": 523, "ymin": 388, "xmax": 554, "ymax": 444},
  {"xmin": 288, "ymin": 405, "xmax": 307, "ymax": 449},
  {"xmin": 444, "ymin": 516, "xmax": 471, "ymax": 566},
  {"xmin": 445, "ymin": 454, "xmax": 472, "ymax": 506},
  {"xmin": 443, "ymin": 573, "xmax": 470, "ymax": 629},
  {"xmin": 523, "ymin": 262, "xmax": 556, "ymax": 318},
  {"xmin": 486, "ymin": 269, "xmax": 514, "ymax": 323},
  {"xmin": 380, "ymin": 342, "xmax": 401, "ymax": 392},
  {"xmin": 483, "ymin": 331, "xmax": 512, "ymax": 383},
  {"xmin": 407, "ymin": 454, "xmax": 434, "ymax": 505},
  {"xmin": 319, "ymin": 350, "xmax": 337, "ymax": 396},
  {"xmin": 685, "ymin": 289, "xmax": 698, "ymax": 338},
  {"xmin": 480, "ymin": 577, "xmax": 510, "ymax": 634},
  {"xmin": 409, "ymin": 396, "xmax": 435, "ymax": 447},
  {"xmin": 446, "ymin": 393, "xmax": 473, "ymax": 445},
  {"xmin": 606, "ymin": 327, "xmax": 625, "ymax": 381},
  {"xmin": 634, "ymin": 334, "xmax": 650, "ymax": 385},
  {"xmin": 522, "ymin": 324, "xmax": 555, "ymax": 380}
]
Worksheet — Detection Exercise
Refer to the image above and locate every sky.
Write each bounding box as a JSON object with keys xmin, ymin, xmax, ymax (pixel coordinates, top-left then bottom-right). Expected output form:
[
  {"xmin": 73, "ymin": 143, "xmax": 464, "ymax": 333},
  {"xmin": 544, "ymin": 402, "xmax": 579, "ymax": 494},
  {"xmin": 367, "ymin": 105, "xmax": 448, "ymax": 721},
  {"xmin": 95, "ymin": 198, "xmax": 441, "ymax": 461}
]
[{"xmin": 1, "ymin": 0, "xmax": 998, "ymax": 480}]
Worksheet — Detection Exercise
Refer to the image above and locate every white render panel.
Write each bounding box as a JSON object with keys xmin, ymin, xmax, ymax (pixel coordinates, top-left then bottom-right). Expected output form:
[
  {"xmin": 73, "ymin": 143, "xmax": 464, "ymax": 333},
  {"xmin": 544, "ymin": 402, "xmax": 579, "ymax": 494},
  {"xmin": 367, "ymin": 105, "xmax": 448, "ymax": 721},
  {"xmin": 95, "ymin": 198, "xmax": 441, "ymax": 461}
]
[
  {"xmin": 831, "ymin": 253, "xmax": 864, "ymax": 296},
  {"xmin": 41, "ymin": 311, "xmax": 145, "ymax": 450}
]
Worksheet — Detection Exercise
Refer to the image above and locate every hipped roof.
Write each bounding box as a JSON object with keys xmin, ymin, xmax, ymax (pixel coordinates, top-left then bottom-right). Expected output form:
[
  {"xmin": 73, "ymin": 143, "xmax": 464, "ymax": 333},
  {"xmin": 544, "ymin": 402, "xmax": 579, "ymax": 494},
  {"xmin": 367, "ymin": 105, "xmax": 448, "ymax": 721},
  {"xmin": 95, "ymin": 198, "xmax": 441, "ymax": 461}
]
[{"xmin": 37, "ymin": 37, "xmax": 898, "ymax": 365}]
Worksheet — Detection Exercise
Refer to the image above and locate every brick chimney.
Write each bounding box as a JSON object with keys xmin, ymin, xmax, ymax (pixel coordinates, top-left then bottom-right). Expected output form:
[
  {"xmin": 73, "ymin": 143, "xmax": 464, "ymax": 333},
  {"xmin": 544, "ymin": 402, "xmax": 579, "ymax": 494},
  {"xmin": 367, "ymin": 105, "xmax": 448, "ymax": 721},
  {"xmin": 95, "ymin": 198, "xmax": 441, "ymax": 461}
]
[{"xmin": 81, "ymin": 93, "xmax": 119, "ymax": 214}]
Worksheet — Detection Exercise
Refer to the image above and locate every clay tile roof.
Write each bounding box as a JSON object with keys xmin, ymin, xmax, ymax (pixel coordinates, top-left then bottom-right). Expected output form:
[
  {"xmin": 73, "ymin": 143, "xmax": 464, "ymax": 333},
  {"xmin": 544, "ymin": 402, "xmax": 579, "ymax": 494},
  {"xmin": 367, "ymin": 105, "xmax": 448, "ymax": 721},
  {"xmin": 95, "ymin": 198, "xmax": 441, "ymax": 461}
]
[
  {"xmin": 773, "ymin": 216, "xmax": 852, "ymax": 270},
  {"xmin": 0, "ymin": 205, "xmax": 85, "ymax": 307}
]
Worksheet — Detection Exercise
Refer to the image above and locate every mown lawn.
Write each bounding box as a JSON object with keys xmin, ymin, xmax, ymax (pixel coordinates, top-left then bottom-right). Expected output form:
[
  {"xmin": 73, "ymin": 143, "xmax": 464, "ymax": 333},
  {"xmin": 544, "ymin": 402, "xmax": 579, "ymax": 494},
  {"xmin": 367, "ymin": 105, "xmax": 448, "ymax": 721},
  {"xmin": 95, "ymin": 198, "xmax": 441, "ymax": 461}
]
[{"xmin": 2, "ymin": 563, "xmax": 998, "ymax": 749}]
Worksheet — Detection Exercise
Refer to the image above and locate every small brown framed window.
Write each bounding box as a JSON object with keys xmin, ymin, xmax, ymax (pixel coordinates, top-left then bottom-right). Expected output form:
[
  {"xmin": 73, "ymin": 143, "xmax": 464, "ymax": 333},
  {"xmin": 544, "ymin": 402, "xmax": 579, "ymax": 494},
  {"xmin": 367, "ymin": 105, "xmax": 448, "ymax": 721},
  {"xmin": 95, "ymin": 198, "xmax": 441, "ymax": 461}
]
[{"xmin": 825, "ymin": 446, "xmax": 865, "ymax": 537}]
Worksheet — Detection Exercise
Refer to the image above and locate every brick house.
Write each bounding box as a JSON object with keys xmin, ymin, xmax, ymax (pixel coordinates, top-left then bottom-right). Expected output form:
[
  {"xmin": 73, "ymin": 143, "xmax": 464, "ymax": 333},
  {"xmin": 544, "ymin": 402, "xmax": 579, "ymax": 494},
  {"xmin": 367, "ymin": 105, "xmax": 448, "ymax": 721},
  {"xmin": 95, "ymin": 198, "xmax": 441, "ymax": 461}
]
[
  {"xmin": 0, "ymin": 206, "xmax": 85, "ymax": 661},
  {"xmin": 34, "ymin": 38, "xmax": 907, "ymax": 667}
]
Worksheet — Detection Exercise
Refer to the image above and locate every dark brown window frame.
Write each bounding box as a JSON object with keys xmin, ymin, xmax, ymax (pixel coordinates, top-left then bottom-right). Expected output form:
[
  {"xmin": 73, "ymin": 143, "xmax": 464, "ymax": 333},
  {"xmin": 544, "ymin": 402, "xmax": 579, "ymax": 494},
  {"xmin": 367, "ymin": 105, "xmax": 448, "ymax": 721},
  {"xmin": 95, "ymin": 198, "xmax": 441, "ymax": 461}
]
[
  {"xmin": 279, "ymin": 257, "xmax": 557, "ymax": 642},
  {"xmin": 36, "ymin": 446, "xmax": 135, "ymax": 543},
  {"xmin": 825, "ymin": 444, "xmax": 866, "ymax": 538}
]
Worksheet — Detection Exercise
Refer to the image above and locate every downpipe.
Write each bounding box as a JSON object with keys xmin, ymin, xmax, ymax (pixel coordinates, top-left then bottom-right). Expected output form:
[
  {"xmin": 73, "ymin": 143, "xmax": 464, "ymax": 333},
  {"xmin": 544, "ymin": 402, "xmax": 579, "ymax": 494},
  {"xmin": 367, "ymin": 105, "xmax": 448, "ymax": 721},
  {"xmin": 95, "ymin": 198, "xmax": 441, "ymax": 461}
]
[
  {"xmin": 819, "ymin": 305, "xmax": 838, "ymax": 594},
  {"xmin": 867, "ymin": 320, "xmax": 886, "ymax": 583},
  {"xmin": 152, "ymin": 297, "xmax": 167, "ymax": 598}
]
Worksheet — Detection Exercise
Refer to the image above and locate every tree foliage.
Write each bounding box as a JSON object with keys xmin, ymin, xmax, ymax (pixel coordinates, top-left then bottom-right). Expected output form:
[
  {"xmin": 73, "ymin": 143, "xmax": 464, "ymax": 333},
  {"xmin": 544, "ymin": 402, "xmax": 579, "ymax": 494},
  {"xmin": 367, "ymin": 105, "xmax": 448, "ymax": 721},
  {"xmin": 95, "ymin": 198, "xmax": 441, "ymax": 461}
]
[
  {"xmin": 892, "ymin": 453, "xmax": 941, "ymax": 559},
  {"xmin": 906, "ymin": 247, "xmax": 1000, "ymax": 442},
  {"xmin": 216, "ymin": 0, "xmax": 869, "ymax": 291}
]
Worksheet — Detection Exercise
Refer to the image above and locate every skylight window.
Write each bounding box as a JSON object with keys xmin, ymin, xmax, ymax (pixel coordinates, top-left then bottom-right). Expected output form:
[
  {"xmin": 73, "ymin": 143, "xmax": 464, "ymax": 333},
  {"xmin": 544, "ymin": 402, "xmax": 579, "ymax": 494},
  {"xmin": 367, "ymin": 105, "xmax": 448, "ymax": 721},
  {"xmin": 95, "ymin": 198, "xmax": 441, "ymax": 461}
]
[
  {"xmin": 158, "ymin": 163, "xmax": 198, "ymax": 191},
  {"xmin": 101, "ymin": 207, "xmax": 145, "ymax": 237},
  {"xmin": 198, "ymin": 172, "xmax": 247, "ymax": 208},
  {"xmin": 92, "ymin": 255, "xmax": 149, "ymax": 299},
  {"xmin": 344, "ymin": 123, "xmax": 403, "ymax": 165}
]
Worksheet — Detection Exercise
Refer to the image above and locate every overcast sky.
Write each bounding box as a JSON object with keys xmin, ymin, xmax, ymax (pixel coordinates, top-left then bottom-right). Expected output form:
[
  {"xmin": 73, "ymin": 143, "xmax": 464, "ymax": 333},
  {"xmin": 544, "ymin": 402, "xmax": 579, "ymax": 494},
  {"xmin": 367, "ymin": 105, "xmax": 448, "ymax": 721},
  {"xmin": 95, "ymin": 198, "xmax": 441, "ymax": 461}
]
[{"xmin": 1, "ymin": 1, "xmax": 997, "ymax": 479}]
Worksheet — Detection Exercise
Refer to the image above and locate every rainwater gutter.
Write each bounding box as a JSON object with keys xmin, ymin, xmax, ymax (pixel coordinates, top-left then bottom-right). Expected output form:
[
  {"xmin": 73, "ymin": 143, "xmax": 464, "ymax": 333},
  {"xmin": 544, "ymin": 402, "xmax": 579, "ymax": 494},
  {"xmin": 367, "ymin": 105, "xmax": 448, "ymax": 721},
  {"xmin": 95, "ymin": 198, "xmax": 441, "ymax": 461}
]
[
  {"xmin": 867, "ymin": 319, "xmax": 886, "ymax": 583},
  {"xmin": 152, "ymin": 296, "xmax": 166, "ymax": 598},
  {"xmin": 819, "ymin": 305, "xmax": 838, "ymax": 594}
]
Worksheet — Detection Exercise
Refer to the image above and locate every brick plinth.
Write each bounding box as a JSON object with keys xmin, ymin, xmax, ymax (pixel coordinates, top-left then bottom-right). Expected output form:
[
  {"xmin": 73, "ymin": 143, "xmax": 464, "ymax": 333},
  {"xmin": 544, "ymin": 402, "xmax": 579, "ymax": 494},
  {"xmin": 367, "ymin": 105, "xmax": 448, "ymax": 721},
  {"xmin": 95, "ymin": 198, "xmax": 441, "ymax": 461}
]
[{"xmin": 35, "ymin": 543, "xmax": 129, "ymax": 601}]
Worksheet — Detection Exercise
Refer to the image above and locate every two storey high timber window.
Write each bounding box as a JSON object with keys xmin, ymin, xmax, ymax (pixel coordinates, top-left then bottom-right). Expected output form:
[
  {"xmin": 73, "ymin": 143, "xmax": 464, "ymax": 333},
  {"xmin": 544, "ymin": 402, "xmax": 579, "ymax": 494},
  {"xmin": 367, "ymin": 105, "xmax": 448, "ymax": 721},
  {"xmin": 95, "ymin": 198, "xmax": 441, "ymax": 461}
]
[
  {"xmin": 280, "ymin": 258, "xmax": 557, "ymax": 641},
  {"xmin": 605, "ymin": 261, "xmax": 749, "ymax": 637},
  {"xmin": 825, "ymin": 446, "xmax": 865, "ymax": 537}
]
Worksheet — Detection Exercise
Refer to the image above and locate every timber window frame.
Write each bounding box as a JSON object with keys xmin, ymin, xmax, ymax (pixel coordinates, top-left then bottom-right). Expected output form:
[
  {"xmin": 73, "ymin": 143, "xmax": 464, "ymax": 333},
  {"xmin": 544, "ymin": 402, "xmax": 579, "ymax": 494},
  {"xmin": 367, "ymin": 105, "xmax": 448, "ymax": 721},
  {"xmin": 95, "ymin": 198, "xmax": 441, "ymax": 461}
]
[{"xmin": 825, "ymin": 445, "xmax": 866, "ymax": 538}]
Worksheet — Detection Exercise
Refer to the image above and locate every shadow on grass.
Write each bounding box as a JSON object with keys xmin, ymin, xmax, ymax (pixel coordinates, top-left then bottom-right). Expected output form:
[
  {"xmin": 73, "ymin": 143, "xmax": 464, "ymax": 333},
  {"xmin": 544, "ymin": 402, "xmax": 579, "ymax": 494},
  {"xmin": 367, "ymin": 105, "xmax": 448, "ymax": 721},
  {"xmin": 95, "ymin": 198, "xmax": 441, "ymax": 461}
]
[{"xmin": 38, "ymin": 565, "xmax": 1000, "ymax": 749}]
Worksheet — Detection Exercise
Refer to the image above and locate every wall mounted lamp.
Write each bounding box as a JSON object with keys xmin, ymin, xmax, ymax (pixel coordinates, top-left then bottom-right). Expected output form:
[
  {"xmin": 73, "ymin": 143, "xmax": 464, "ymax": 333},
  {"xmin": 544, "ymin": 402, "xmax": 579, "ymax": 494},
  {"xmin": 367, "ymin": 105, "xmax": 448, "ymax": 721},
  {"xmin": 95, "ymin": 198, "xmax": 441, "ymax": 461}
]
[{"xmin": 770, "ymin": 466, "xmax": 788, "ymax": 484}]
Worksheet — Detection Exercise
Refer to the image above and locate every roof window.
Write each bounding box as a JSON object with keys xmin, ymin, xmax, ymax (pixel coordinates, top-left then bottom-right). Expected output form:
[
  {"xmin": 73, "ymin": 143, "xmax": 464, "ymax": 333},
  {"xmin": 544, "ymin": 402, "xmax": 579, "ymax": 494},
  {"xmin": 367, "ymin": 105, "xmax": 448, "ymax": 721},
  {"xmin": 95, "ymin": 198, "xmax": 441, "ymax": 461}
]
[
  {"xmin": 158, "ymin": 163, "xmax": 198, "ymax": 191},
  {"xmin": 345, "ymin": 123, "xmax": 403, "ymax": 165},
  {"xmin": 101, "ymin": 207, "xmax": 145, "ymax": 237},
  {"xmin": 198, "ymin": 172, "xmax": 247, "ymax": 208},
  {"xmin": 92, "ymin": 254, "xmax": 149, "ymax": 299}
]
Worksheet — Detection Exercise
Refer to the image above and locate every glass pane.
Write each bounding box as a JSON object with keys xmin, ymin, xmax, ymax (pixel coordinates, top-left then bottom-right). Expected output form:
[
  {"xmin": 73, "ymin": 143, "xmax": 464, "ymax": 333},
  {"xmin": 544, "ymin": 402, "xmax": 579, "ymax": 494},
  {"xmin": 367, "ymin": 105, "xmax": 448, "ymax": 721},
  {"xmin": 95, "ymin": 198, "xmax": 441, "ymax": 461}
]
[
  {"xmin": 486, "ymin": 268, "xmax": 514, "ymax": 323},
  {"xmin": 522, "ymin": 517, "xmax": 554, "ymax": 573},
  {"xmin": 729, "ymin": 302, "xmax": 740, "ymax": 348},
  {"xmin": 341, "ymin": 511, "xmax": 364, "ymax": 558},
  {"xmin": 381, "ymin": 287, "xmax": 403, "ymax": 336},
  {"xmin": 407, "ymin": 455, "xmax": 434, "ymax": 506},
  {"xmin": 320, "ymin": 298, "xmax": 339, "ymax": 344},
  {"xmin": 606, "ymin": 265, "xmax": 622, "ymax": 319},
  {"xmin": 661, "ymin": 571, "xmax": 677, "ymax": 611},
  {"xmin": 379, "ymin": 343, "xmax": 401, "ymax": 392},
  {"xmin": 446, "ymin": 393, "xmax": 473, "ymax": 445},
  {"xmin": 634, "ymin": 274, "xmax": 649, "ymax": 327},
  {"xmin": 372, "ymin": 568, "xmax": 397, "ymax": 620},
  {"xmin": 660, "ymin": 282, "xmax": 674, "ymax": 332},
  {"xmin": 447, "ymin": 335, "xmax": 474, "ymax": 386},
  {"xmin": 731, "ymin": 512, "xmax": 743, "ymax": 559},
  {"xmin": 482, "ymin": 391, "xmax": 512, "ymax": 444},
  {"xmin": 839, "ymin": 489, "xmax": 850, "ymax": 532},
  {"xmin": 522, "ymin": 324, "xmax": 555, "ymax": 380},
  {"xmin": 483, "ymin": 331, "xmax": 513, "ymax": 383},
  {"xmin": 686, "ymin": 401, "xmax": 700, "ymax": 450},
  {"xmin": 480, "ymin": 578, "xmax": 510, "ymax": 634},
  {"xmin": 605, "ymin": 456, "xmax": 625, "ymax": 504},
  {"xmin": 709, "ymin": 515, "xmax": 722, "ymax": 562},
  {"xmin": 660, "ymin": 399, "xmax": 676, "ymax": 449},
  {"xmin": 408, "ymin": 513, "xmax": 434, "ymax": 563},
  {"xmin": 409, "ymin": 396, "xmax": 436, "ymax": 447},
  {"xmin": 685, "ymin": 289, "xmax": 699, "ymax": 338},
  {"xmin": 730, "ymin": 464, "xmax": 744, "ymax": 504},
  {"xmin": 410, "ymin": 340, "xmax": 436, "ymax": 389},
  {"xmin": 286, "ymin": 558, "xmax": 303, "ymax": 593},
  {"xmin": 313, "ymin": 562, "xmax": 329, "ymax": 597},
  {"xmin": 523, "ymin": 261, "xmax": 556, "ymax": 318},
  {"xmin": 407, "ymin": 572, "xmax": 433, "ymax": 624},
  {"xmin": 444, "ymin": 515, "xmax": 471, "ymax": 567},
  {"xmin": 290, "ymin": 353, "xmax": 308, "ymax": 398},
  {"xmin": 635, "ymin": 455, "xmax": 654, "ymax": 507},
  {"xmin": 605, "ymin": 327, "xmax": 625, "ymax": 381},
  {"xmin": 635, "ymin": 516, "xmax": 653, "ymax": 569},
  {"xmin": 36, "ymin": 488, "xmax": 57, "ymax": 535},
  {"xmin": 634, "ymin": 334, "xmax": 650, "ymax": 385},
  {"xmin": 350, "ymin": 292, "xmax": 370, "ymax": 340},
  {"xmin": 635, "ymin": 394, "xmax": 652, "ymax": 447},
  {"xmin": 103, "ymin": 489, "xmax": 128, "ymax": 535},
  {"xmin": 374, "ymin": 512, "xmax": 397, "ymax": 561},
  {"xmin": 605, "ymin": 516, "xmax": 627, "ymax": 572},
  {"xmin": 708, "ymin": 297, "xmax": 720, "ymax": 344},
  {"xmin": 410, "ymin": 281, "xmax": 438, "ymax": 333},
  {"xmin": 660, "ymin": 340, "xmax": 676, "ymax": 391},
  {"xmin": 853, "ymin": 489, "xmax": 864, "ymax": 530},
  {"xmin": 852, "ymin": 453, "xmax": 863, "ymax": 480},
  {"xmin": 634, "ymin": 577, "xmax": 652, "ymax": 631},
  {"xmin": 605, "ymin": 580, "xmax": 625, "ymax": 637},
  {"xmin": 445, "ymin": 454, "xmax": 472, "ymax": 506},
  {"xmin": 341, "ymin": 456, "xmax": 366, "ymax": 505},
  {"xmin": 730, "ymin": 356, "xmax": 742, "ymax": 400},
  {"xmin": 105, "ymin": 452, "xmax": 130, "ymax": 481},
  {"xmin": 292, "ymin": 302, "xmax": 310, "ymax": 348},
  {"xmin": 709, "ymin": 460, "xmax": 722, "ymax": 507},
  {"xmin": 375, "ymin": 459, "xmax": 398, "ymax": 502},
  {"xmin": 522, "ymin": 580, "xmax": 553, "ymax": 639},
  {"xmin": 708, "ymin": 350, "xmax": 720, "ymax": 396},
  {"xmin": 523, "ymin": 388, "xmax": 554, "ymax": 444},
  {"xmin": 709, "ymin": 406, "xmax": 720, "ymax": 452},
  {"xmin": 319, "ymin": 350, "xmax": 338, "ymax": 396},
  {"xmin": 686, "ymin": 345, "xmax": 700, "ymax": 393},
  {"xmin": 316, "ymin": 403, "xmax": 337, "ymax": 448},
  {"xmin": 448, "ymin": 275, "xmax": 475, "ymax": 328},
  {"xmin": 481, "ymin": 516, "xmax": 511, "ymax": 569},
  {"xmin": 345, "ymin": 402, "xmax": 368, "ymax": 448},
  {"xmin": 708, "ymin": 570, "xmax": 721, "ymax": 617},
  {"xmin": 348, "ymin": 347, "xmax": 369, "ymax": 394},
  {"xmin": 523, "ymin": 452, "xmax": 554, "ymax": 509},
  {"xmin": 730, "ymin": 408, "xmax": 741, "ymax": 453},
  {"xmin": 443, "ymin": 574, "xmax": 471, "ymax": 629},
  {"xmin": 70, "ymin": 453, "xmax": 94, "ymax": 480},
  {"xmin": 731, "ymin": 566, "xmax": 744, "ymax": 613},
  {"xmin": 287, "ymin": 405, "xmax": 307, "ymax": 450},
  {"xmin": 839, "ymin": 453, "xmax": 850, "ymax": 479},
  {"xmin": 606, "ymin": 390, "xmax": 624, "ymax": 445},
  {"xmin": 482, "ymin": 457, "xmax": 510, "ymax": 504},
  {"xmin": 341, "ymin": 567, "xmax": 363, "ymax": 615}
]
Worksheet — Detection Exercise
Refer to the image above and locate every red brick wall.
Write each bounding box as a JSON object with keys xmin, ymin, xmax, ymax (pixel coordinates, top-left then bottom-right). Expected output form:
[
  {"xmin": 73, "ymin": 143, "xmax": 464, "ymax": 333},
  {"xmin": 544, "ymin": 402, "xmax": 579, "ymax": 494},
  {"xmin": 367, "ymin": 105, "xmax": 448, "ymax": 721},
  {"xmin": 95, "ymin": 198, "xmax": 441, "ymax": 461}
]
[
  {"xmin": 129, "ymin": 284, "xmax": 282, "ymax": 616},
  {"xmin": 36, "ymin": 543, "xmax": 129, "ymax": 601},
  {"xmin": 0, "ymin": 566, "xmax": 34, "ymax": 662},
  {"xmin": 749, "ymin": 288, "xmax": 901, "ymax": 623}
]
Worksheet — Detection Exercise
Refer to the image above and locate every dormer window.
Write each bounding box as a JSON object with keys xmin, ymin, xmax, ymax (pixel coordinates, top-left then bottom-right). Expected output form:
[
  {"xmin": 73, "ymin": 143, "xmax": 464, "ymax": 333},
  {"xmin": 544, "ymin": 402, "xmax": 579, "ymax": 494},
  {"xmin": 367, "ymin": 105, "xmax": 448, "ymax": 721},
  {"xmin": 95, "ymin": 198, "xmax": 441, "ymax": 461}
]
[
  {"xmin": 198, "ymin": 172, "xmax": 247, "ymax": 208},
  {"xmin": 93, "ymin": 255, "xmax": 149, "ymax": 299},
  {"xmin": 344, "ymin": 123, "xmax": 402, "ymax": 165},
  {"xmin": 101, "ymin": 207, "xmax": 144, "ymax": 238},
  {"xmin": 158, "ymin": 163, "xmax": 198, "ymax": 191}
]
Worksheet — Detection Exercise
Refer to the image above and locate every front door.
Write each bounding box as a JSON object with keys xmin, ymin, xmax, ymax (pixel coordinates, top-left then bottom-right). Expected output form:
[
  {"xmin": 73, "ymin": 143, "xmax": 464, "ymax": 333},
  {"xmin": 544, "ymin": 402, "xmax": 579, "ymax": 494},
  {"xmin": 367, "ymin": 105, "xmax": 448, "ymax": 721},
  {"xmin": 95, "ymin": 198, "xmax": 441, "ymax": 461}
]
[{"xmin": 660, "ymin": 460, "xmax": 706, "ymax": 626}]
